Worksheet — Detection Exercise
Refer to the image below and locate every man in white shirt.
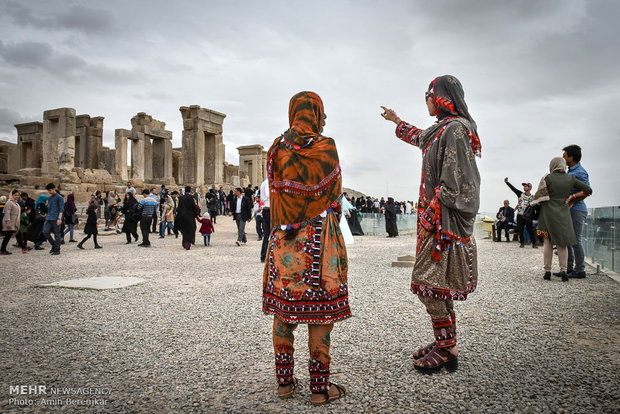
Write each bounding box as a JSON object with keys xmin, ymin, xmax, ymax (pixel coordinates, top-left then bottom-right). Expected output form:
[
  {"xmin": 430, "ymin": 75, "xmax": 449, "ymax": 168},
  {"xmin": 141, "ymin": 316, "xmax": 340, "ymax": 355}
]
[
  {"xmin": 405, "ymin": 201, "xmax": 412, "ymax": 215},
  {"xmin": 259, "ymin": 179, "xmax": 270, "ymax": 262}
]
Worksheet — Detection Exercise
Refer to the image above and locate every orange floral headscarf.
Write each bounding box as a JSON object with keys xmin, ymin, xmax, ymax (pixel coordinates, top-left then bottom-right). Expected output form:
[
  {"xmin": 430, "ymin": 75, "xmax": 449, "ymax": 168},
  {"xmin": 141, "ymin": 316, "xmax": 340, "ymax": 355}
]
[{"xmin": 267, "ymin": 91, "xmax": 342, "ymax": 228}]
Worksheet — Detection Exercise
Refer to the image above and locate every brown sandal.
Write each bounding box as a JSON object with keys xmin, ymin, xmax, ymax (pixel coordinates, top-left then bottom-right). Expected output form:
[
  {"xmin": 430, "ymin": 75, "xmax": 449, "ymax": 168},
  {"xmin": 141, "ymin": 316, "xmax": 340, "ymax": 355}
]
[
  {"xmin": 413, "ymin": 347, "xmax": 458, "ymax": 374},
  {"xmin": 310, "ymin": 382, "xmax": 347, "ymax": 406},
  {"xmin": 413, "ymin": 341, "xmax": 436, "ymax": 359},
  {"xmin": 277, "ymin": 377, "xmax": 297, "ymax": 399}
]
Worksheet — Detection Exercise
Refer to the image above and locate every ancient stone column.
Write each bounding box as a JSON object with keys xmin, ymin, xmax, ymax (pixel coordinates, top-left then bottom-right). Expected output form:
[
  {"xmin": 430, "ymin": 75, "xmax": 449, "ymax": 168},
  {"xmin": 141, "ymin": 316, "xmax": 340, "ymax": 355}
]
[
  {"xmin": 115, "ymin": 129, "xmax": 130, "ymax": 181},
  {"xmin": 131, "ymin": 132, "xmax": 145, "ymax": 181},
  {"xmin": 180, "ymin": 105, "xmax": 226, "ymax": 186},
  {"xmin": 238, "ymin": 144, "xmax": 266, "ymax": 186},
  {"xmin": 144, "ymin": 137, "xmax": 153, "ymax": 181},
  {"xmin": 42, "ymin": 107, "xmax": 76, "ymax": 174},
  {"xmin": 15, "ymin": 122, "xmax": 43, "ymax": 170}
]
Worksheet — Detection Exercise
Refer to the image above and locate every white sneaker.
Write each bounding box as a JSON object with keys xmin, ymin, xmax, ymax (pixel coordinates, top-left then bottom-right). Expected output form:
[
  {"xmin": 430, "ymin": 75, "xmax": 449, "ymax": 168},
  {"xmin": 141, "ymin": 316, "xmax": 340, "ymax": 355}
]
[{"xmin": 236, "ymin": 241, "xmax": 241, "ymax": 246}]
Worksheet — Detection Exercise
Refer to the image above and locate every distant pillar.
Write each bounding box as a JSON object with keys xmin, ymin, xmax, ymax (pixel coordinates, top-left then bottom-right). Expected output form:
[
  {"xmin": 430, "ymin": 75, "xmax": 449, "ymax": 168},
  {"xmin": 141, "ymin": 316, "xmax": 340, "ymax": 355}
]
[
  {"xmin": 42, "ymin": 107, "xmax": 76, "ymax": 174},
  {"xmin": 115, "ymin": 129, "xmax": 130, "ymax": 181},
  {"xmin": 131, "ymin": 132, "xmax": 145, "ymax": 181}
]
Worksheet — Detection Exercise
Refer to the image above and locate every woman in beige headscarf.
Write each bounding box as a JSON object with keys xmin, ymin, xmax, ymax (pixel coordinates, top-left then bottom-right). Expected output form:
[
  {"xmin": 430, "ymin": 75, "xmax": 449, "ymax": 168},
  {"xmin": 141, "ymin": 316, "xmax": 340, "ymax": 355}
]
[{"xmin": 531, "ymin": 157, "xmax": 592, "ymax": 281}]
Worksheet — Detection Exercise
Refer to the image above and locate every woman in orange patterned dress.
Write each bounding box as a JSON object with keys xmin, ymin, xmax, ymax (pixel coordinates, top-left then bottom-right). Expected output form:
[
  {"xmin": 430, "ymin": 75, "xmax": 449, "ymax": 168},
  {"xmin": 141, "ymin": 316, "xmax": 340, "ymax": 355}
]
[{"xmin": 262, "ymin": 91, "xmax": 350, "ymax": 405}]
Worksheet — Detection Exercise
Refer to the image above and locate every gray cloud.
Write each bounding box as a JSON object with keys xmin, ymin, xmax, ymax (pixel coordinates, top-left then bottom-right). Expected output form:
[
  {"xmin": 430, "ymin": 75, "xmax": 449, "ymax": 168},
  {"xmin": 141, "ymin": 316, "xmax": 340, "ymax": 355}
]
[
  {"xmin": 1, "ymin": 1, "xmax": 114, "ymax": 35},
  {"xmin": 0, "ymin": 0, "xmax": 617, "ymax": 210},
  {"xmin": 0, "ymin": 107, "xmax": 37, "ymax": 135},
  {"xmin": 0, "ymin": 40, "xmax": 87, "ymax": 74}
]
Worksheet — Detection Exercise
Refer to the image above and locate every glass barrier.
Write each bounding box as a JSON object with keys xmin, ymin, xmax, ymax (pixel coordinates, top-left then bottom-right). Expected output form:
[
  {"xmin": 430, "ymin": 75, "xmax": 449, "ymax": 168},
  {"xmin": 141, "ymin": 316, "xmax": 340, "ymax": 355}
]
[
  {"xmin": 359, "ymin": 213, "xmax": 417, "ymax": 236},
  {"xmin": 360, "ymin": 207, "xmax": 618, "ymax": 274},
  {"xmin": 584, "ymin": 206, "xmax": 619, "ymax": 273}
]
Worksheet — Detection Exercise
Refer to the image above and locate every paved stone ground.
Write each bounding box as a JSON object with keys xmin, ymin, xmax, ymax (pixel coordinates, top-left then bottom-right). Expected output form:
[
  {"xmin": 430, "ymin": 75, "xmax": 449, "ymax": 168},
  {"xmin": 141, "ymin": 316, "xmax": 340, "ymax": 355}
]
[{"xmin": 0, "ymin": 218, "xmax": 618, "ymax": 413}]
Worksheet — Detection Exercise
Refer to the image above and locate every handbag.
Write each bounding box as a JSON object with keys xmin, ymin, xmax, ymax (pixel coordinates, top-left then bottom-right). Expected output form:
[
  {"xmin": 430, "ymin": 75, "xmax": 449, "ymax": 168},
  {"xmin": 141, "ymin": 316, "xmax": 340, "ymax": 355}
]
[
  {"xmin": 523, "ymin": 204, "xmax": 540, "ymax": 221},
  {"xmin": 72, "ymin": 215, "xmax": 79, "ymax": 225}
]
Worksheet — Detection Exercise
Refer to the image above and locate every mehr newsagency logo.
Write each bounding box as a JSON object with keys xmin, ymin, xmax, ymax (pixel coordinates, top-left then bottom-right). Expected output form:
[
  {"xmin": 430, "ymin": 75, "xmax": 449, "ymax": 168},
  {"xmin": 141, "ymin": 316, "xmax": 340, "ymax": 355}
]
[{"xmin": 8, "ymin": 385, "xmax": 110, "ymax": 407}]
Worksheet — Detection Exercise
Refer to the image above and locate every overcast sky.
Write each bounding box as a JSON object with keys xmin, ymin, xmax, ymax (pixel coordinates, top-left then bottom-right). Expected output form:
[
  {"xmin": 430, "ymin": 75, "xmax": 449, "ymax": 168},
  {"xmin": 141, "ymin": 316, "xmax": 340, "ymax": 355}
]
[{"xmin": 0, "ymin": 0, "xmax": 617, "ymax": 212}]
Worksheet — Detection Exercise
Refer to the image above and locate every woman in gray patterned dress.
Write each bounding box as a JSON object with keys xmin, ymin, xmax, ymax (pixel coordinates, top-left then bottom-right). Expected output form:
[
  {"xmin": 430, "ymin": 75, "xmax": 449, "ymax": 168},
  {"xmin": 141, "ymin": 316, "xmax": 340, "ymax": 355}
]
[{"xmin": 381, "ymin": 75, "xmax": 481, "ymax": 372}]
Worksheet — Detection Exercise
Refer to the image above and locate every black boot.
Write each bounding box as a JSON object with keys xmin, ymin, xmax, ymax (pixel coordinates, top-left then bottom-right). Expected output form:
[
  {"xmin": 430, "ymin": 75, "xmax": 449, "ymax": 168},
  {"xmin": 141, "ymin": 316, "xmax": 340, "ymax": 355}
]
[
  {"xmin": 543, "ymin": 272, "xmax": 551, "ymax": 280},
  {"xmin": 77, "ymin": 242, "xmax": 84, "ymax": 250}
]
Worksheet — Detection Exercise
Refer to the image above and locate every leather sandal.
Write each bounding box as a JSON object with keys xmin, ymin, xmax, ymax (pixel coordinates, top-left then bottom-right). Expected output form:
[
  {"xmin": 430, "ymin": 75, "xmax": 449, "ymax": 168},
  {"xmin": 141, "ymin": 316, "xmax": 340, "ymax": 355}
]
[
  {"xmin": 413, "ymin": 347, "xmax": 458, "ymax": 374},
  {"xmin": 413, "ymin": 341, "xmax": 436, "ymax": 359},
  {"xmin": 310, "ymin": 382, "xmax": 347, "ymax": 406},
  {"xmin": 277, "ymin": 377, "xmax": 297, "ymax": 399}
]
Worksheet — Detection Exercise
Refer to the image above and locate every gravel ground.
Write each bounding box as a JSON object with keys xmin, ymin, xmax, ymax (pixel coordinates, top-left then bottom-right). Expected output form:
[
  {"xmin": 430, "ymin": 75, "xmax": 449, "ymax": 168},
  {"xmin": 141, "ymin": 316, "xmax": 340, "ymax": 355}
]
[{"xmin": 0, "ymin": 218, "xmax": 618, "ymax": 414}]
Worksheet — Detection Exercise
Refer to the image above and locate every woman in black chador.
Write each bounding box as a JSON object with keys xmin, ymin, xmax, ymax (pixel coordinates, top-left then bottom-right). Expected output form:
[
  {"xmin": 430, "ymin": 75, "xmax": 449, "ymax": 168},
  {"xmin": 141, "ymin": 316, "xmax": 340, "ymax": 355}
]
[
  {"xmin": 385, "ymin": 197, "xmax": 398, "ymax": 237},
  {"xmin": 175, "ymin": 186, "xmax": 200, "ymax": 250}
]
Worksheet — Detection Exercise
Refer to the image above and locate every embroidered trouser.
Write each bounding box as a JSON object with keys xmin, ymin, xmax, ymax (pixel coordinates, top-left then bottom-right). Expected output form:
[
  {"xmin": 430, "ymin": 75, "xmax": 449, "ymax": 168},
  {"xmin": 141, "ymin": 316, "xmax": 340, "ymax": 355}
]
[
  {"xmin": 418, "ymin": 295, "xmax": 457, "ymax": 349},
  {"xmin": 272, "ymin": 317, "xmax": 333, "ymax": 393}
]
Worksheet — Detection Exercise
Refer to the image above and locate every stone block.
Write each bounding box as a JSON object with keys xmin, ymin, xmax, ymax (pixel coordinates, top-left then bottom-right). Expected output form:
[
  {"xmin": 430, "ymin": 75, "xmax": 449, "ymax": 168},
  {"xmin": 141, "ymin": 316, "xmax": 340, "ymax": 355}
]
[
  {"xmin": 59, "ymin": 183, "xmax": 82, "ymax": 194},
  {"xmin": 43, "ymin": 107, "xmax": 76, "ymax": 119},
  {"xmin": 84, "ymin": 184, "xmax": 99, "ymax": 193},
  {"xmin": 391, "ymin": 261, "xmax": 415, "ymax": 268},
  {"xmin": 16, "ymin": 168, "xmax": 41, "ymax": 176},
  {"xmin": 80, "ymin": 168, "xmax": 114, "ymax": 184},
  {"xmin": 20, "ymin": 175, "xmax": 59, "ymax": 188},
  {"xmin": 59, "ymin": 170, "xmax": 81, "ymax": 184},
  {"xmin": 74, "ymin": 191, "xmax": 93, "ymax": 203}
]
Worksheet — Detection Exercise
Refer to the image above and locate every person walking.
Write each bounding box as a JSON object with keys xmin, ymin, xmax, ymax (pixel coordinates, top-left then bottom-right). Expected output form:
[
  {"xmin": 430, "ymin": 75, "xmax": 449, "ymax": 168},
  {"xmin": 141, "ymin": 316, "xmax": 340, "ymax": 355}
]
[
  {"xmin": 232, "ymin": 187, "xmax": 252, "ymax": 246},
  {"xmin": 18, "ymin": 205, "xmax": 31, "ymax": 253},
  {"xmin": 259, "ymin": 178, "xmax": 271, "ymax": 262},
  {"xmin": 63, "ymin": 193, "xmax": 78, "ymax": 243},
  {"xmin": 381, "ymin": 75, "xmax": 481, "ymax": 373},
  {"xmin": 175, "ymin": 186, "xmax": 200, "ymax": 250},
  {"xmin": 1, "ymin": 190, "xmax": 21, "ymax": 255},
  {"xmin": 121, "ymin": 192, "xmax": 139, "ymax": 244},
  {"xmin": 207, "ymin": 192, "xmax": 219, "ymax": 224},
  {"xmin": 263, "ymin": 91, "xmax": 350, "ymax": 405},
  {"xmin": 149, "ymin": 188, "xmax": 159, "ymax": 233},
  {"xmin": 562, "ymin": 145, "xmax": 590, "ymax": 278},
  {"xmin": 159, "ymin": 194, "xmax": 175, "ymax": 238},
  {"xmin": 253, "ymin": 196, "xmax": 264, "ymax": 241},
  {"xmin": 42, "ymin": 183, "xmax": 64, "ymax": 255},
  {"xmin": 531, "ymin": 157, "xmax": 592, "ymax": 281},
  {"xmin": 77, "ymin": 204, "xmax": 102, "ymax": 249},
  {"xmin": 136, "ymin": 189, "xmax": 158, "ymax": 247},
  {"xmin": 107, "ymin": 191, "xmax": 121, "ymax": 234},
  {"xmin": 384, "ymin": 197, "xmax": 399, "ymax": 237},
  {"xmin": 196, "ymin": 212, "xmax": 215, "ymax": 246}
]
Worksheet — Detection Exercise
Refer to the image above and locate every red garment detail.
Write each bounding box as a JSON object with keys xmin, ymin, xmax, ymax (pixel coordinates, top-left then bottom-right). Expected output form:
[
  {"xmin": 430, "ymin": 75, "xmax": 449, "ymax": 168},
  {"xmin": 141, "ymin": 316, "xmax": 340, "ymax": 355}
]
[{"xmin": 197, "ymin": 218, "xmax": 215, "ymax": 234}]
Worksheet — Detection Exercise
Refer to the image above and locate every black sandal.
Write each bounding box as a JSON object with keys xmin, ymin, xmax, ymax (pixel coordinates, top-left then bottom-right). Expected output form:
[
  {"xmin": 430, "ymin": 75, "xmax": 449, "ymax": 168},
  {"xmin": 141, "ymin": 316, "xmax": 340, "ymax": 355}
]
[
  {"xmin": 277, "ymin": 377, "xmax": 297, "ymax": 399},
  {"xmin": 310, "ymin": 382, "xmax": 347, "ymax": 406},
  {"xmin": 413, "ymin": 347, "xmax": 458, "ymax": 374}
]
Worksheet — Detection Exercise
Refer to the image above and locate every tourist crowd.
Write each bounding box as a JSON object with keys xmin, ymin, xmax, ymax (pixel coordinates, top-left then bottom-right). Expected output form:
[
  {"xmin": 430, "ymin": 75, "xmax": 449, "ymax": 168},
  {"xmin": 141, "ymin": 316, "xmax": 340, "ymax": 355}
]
[{"xmin": 0, "ymin": 181, "xmax": 269, "ymax": 255}]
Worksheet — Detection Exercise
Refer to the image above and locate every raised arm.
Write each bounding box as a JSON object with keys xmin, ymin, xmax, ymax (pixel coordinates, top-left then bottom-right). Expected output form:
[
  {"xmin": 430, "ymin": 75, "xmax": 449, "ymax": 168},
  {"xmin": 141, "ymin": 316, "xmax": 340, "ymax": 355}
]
[
  {"xmin": 380, "ymin": 106, "xmax": 423, "ymax": 147},
  {"xmin": 504, "ymin": 178, "xmax": 522, "ymax": 197}
]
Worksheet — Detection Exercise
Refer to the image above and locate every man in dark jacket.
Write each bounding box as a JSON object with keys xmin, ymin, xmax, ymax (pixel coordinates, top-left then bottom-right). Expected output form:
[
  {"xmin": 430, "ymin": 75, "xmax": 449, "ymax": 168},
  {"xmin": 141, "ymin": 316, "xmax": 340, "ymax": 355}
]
[
  {"xmin": 495, "ymin": 200, "xmax": 515, "ymax": 242},
  {"xmin": 232, "ymin": 187, "xmax": 252, "ymax": 246}
]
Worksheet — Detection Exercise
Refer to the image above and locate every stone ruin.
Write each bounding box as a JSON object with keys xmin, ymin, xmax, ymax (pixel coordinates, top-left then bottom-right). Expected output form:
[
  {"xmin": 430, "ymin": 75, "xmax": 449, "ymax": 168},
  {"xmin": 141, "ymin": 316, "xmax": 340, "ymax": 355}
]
[{"xmin": 0, "ymin": 105, "xmax": 268, "ymax": 201}]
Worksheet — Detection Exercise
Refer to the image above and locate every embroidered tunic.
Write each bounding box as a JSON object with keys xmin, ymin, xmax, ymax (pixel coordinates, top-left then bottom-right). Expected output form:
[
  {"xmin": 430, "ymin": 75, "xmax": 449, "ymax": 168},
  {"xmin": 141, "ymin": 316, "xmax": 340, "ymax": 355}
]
[
  {"xmin": 262, "ymin": 91, "xmax": 351, "ymax": 324},
  {"xmin": 396, "ymin": 117, "xmax": 480, "ymax": 300}
]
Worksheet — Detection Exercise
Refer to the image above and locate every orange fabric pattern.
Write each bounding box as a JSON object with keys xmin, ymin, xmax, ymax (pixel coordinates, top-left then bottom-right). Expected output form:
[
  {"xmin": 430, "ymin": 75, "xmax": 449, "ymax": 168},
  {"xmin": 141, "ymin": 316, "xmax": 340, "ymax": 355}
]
[{"xmin": 267, "ymin": 91, "xmax": 342, "ymax": 229}]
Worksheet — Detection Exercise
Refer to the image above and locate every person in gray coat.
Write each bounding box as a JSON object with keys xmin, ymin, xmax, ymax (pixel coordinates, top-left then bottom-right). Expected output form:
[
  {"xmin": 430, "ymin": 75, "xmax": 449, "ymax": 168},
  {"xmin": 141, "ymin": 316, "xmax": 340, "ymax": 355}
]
[{"xmin": 531, "ymin": 157, "xmax": 592, "ymax": 281}]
